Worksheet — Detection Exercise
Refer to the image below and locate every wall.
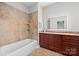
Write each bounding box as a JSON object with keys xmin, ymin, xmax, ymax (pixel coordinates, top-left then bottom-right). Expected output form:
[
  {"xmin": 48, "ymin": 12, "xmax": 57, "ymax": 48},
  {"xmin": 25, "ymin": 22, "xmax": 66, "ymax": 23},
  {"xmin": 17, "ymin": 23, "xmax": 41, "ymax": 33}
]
[
  {"xmin": 38, "ymin": 3, "xmax": 44, "ymax": 32},
  {"xmin": 0, "ymin": 3, "xmax": 29, "ymax": 46},
  {"xmin": 5, "ymin": 2, "xmax": 29, "ymax": 13},
  {"xmin": 29, "ymin": 12, "xmax": 38, "ymax": 40},
  {"xmin": 28, "ymin": 3, "xmax": 38, "ymax": 40},
  {"xmin": 38, "ymin": 2, "xmax": 56, "ymax": 32},
  {"xmin": 43, "ymin": 2, "xmax": 79, "ymax": 32},
  {"xmin": 29, "ymin": 3, "xmax": 38, "ymax": 13}
]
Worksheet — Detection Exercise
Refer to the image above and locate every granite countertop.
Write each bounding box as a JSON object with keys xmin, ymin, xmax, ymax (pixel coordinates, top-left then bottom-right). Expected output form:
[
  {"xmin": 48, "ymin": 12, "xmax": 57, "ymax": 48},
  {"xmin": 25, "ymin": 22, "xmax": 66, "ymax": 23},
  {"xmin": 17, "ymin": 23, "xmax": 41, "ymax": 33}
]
[{"xmin": 40, "ymin": 31, "xmax": 79, "ymax": 36}]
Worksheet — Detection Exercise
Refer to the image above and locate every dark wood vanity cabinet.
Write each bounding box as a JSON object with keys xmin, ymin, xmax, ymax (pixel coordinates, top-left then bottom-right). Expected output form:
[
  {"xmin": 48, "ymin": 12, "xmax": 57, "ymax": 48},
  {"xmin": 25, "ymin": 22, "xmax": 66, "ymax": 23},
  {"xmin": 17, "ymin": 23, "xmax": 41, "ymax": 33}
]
[
  {"xmin": 49, "ymin": 34, "xmax": 62, "ymax": 53},
  {"xmin": 39, "ymin": 33, "xmax": 49, "ymax": 49},
  {"xmin": 62, "ymin": 35, "xmax": 79, "ymax": 55},
  {"xmin": 39, "ymin": 33, "xmax": 79, "ymax": 56},
  {"xmin": 39, "ymin": 33, "xmax": 62, "ymax": 53}
]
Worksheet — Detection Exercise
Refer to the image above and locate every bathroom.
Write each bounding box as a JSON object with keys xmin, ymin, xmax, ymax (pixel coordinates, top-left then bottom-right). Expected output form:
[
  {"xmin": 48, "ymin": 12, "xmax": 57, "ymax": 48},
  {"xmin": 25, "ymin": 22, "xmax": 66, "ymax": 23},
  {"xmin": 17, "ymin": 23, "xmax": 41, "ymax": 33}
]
[{"xmin": 1, "ymin": 2, "xmax": 79, "ymax": 56}]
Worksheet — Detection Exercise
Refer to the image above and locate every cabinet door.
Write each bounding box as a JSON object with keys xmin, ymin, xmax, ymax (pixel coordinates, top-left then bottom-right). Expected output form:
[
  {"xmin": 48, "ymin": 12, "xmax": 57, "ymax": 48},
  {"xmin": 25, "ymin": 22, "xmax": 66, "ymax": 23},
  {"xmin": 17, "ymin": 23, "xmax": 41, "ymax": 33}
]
[
  {"xmin": 39, "ymin": 33, "xmax": 49, "ymax": 49},
  {"xmin": 54, "ymin": 35, "xmax": 62, "ymax": 53},
  {"xmin": 62, "ymin": 35, "xmax": 79, "ymax": 55},
  {"xmin": 62, "ymin": 42, "xmax": 78, "ymax": 55},
  {"xmin": 49, "ymin": 34, "xmax": 62, "ymax": 53},
  {"xmin": 48, "ymin": 34, "xmax": 55, "ymax": 50}
]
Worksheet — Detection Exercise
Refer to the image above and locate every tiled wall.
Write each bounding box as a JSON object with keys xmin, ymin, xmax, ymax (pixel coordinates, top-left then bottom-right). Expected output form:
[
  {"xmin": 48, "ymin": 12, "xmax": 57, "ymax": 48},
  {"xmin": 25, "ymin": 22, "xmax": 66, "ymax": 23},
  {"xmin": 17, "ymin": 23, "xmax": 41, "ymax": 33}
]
[
  {"xmin": 0, "ymin": 3, "xmax": 29, "ymax": 46},
  {"xmin": 29, "ymin": 12, "xmax": 38, "ymax": 40}
]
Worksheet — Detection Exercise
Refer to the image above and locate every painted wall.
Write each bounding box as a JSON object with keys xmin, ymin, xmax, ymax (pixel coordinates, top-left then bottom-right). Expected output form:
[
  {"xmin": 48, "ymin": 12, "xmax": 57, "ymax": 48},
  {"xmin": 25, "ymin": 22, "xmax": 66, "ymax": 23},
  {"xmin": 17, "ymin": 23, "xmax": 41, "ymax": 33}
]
[
  {"xmin": 43, "ymin": 2, "xmax": 79, "ymax": 32},
  {"xmin": 38, "ymin": 2, "xmax": 56, "ymax": 32},
  {"xmin": 0, "ymin": 3, "xmax": 29, "ymax": 46},
  {"xmin": 38, "ymin": 3, "xmax": 44, "ymax": 32}
]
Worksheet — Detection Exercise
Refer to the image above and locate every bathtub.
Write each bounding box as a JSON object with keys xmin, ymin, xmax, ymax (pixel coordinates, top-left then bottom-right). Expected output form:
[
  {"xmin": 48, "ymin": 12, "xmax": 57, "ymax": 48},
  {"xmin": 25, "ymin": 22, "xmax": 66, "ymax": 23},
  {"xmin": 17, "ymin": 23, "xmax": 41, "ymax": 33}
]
[{"xmin": 0, "ymin": 39, "xmax": 39, "ymax": 56}]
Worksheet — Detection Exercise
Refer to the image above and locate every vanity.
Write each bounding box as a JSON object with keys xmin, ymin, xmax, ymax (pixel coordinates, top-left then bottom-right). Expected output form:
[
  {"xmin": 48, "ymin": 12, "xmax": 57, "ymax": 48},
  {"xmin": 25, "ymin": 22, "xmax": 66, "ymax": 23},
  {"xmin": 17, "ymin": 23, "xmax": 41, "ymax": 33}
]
[
  {"xmin": 39, "ymin": 16, "xmax": 79, "ymax": 55},
  {"xmin": 39, "ymin": 31, "xmax": 79, "ymax": 56}
]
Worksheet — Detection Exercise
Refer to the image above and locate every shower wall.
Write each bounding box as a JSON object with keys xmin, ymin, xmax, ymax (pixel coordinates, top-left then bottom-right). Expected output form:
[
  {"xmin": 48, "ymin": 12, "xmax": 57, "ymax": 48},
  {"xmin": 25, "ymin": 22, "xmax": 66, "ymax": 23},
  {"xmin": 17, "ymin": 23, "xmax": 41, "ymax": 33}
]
[
  {"xmin": 29, "ymin": 11, "xmax": 38, "ymax": 40},
  {"xmin": 0, "ymin": 3, "xmax": 29, "ymax": 46}
]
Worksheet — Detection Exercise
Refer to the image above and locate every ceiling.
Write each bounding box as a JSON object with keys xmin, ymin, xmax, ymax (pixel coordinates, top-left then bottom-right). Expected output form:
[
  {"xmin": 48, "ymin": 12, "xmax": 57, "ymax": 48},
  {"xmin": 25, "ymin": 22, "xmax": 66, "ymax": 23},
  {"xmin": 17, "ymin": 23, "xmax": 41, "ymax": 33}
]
[
  {"xmin": 21, "ymin": 2, "xmax": 37, "ymax": 8},
  {"xmin": 39, "ymin": 2, "xmax": 56, "ymax": 8}
]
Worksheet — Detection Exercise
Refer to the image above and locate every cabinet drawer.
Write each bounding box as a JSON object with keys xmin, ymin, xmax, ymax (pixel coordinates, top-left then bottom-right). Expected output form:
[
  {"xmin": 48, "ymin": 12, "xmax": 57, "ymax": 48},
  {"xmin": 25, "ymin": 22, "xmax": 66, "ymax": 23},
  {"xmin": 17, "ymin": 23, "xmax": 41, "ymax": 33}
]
[
  {"xmin": 63, "ymin": 42, "xmax": 79, "ymax": 47},
  {"xmin": 63, "ymin": 40, "xmax": 79, "ymax": 45},
  {"xmin": 39, "ymin": 33, "xmax": 50, "ymax": 40},
  {"xmin": 63, "ymin": 41, "xmax": 79, "ymax": 45},
  {"xmin": 63, "ymin": 35, "xmax": 79, "ymax": 42}
]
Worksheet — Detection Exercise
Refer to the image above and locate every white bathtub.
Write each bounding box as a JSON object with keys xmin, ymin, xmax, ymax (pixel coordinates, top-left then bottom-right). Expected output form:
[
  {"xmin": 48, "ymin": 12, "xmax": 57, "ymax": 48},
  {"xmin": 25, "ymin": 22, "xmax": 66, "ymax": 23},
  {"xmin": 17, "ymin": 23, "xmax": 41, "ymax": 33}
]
[{"xmin": 0, "ymin": 39, "xmax": 39, "ymax": 56}]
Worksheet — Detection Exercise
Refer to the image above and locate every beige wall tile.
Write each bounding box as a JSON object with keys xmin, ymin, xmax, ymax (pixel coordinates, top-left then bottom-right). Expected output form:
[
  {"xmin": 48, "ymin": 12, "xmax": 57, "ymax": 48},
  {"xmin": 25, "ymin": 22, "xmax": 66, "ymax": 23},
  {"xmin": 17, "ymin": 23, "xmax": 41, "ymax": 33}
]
[{"xmin": 0, "ymin": 3, "xmax": 29, "ymax": 46}]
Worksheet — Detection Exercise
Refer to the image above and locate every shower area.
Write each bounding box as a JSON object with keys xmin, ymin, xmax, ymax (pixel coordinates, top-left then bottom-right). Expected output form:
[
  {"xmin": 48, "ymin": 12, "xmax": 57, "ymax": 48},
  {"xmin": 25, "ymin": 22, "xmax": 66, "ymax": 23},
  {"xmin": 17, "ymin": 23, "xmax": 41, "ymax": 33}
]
[{"xmin": 0, "ymin": 2, "xmax": 38, "ymax": 56}]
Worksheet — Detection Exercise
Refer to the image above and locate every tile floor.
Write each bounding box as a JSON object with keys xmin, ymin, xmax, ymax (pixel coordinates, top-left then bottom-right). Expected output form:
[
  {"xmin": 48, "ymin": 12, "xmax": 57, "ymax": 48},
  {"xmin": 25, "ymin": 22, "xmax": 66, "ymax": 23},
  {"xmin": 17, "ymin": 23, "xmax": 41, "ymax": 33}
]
[{"xmin": 29, "ymin": 48, "xmax": 64, "ymax": 56}]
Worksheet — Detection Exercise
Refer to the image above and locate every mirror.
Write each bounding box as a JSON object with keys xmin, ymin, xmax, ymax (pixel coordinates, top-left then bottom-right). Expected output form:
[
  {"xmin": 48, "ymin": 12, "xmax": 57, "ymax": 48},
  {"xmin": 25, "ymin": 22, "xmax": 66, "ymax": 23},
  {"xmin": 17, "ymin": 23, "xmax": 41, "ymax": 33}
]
[
  {"xmin": 57, "ymin": 20, "xmax": 64, "ymax": 29},
  {"xmin": 47, "ymin": 16, "xmax": 69, "ymax": 31}
]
